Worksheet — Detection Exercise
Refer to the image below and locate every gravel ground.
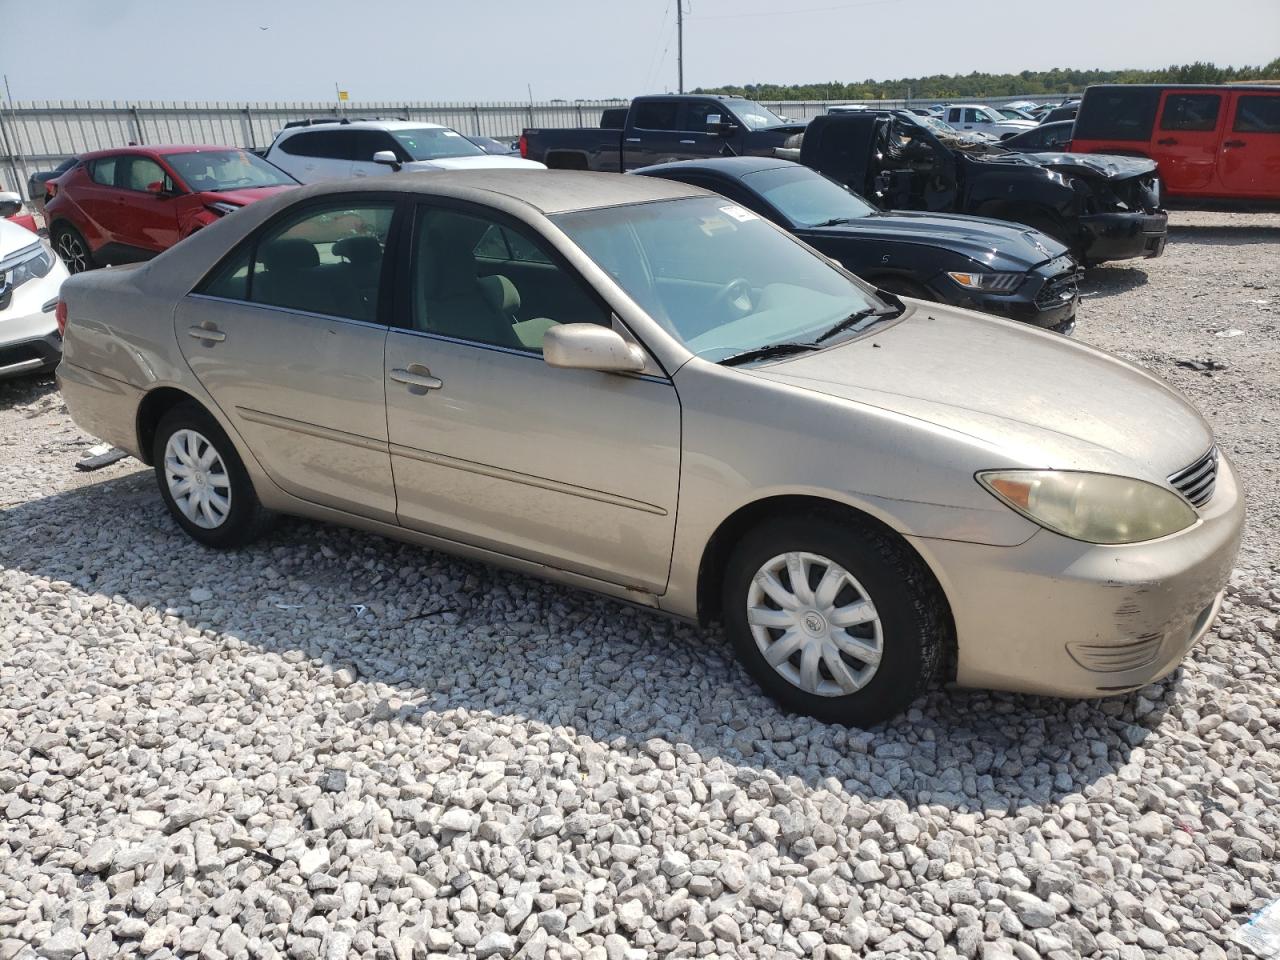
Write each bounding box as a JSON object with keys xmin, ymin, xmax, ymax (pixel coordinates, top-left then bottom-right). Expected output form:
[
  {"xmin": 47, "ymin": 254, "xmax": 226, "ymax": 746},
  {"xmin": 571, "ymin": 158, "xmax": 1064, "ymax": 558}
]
[{"xmin": 1, "ymin": 210, "xmax": 1278, "ymax": 960}]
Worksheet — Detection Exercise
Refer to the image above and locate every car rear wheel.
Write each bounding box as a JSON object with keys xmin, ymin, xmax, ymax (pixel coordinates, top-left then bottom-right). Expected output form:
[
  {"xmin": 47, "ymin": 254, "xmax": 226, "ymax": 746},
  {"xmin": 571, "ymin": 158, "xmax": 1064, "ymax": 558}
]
[
  {"xmin": 52, "ymin": 224, "xmax": 94, "ymax": 274},
  {"xmin": 152, "ymin": 403, "xmax": 273, "ymax": 548},
  {"xmin": 722, "ymin": 513, "xmax": 947, "ymax": 726}
]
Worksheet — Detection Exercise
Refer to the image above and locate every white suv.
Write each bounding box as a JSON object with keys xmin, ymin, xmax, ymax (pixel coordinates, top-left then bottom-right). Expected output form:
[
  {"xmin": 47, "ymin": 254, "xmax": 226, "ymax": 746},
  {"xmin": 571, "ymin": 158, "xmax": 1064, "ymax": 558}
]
[
  {"xmin": 265, "ymin": 119, "xmax": 545, "ymax": 184},
  {"xmin": 942, "ymin": 105, "xmax": 1037, "ymax": 140},
  {"xmin": 0, "ymin": 200, "xmax": 69, "ymax": 380}
]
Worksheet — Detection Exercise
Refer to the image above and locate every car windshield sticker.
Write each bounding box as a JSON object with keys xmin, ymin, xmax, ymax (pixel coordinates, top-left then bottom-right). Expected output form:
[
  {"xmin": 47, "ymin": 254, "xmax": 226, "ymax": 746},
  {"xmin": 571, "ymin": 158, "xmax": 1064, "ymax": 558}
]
[{"xmin": 720, "ymin": 204, "xmax": 758, "ymax": 223}]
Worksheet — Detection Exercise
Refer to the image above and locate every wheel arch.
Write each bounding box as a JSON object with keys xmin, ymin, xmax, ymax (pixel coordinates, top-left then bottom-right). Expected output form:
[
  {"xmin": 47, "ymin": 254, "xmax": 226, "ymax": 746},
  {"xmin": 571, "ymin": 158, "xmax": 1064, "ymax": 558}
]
[
  {"xmin": 135, "ymin": 386, "xmax": 208, "ymax": 466},
  {"xmin": 694, "ymin": 493, "xmax": 957, "ymax": 679}
]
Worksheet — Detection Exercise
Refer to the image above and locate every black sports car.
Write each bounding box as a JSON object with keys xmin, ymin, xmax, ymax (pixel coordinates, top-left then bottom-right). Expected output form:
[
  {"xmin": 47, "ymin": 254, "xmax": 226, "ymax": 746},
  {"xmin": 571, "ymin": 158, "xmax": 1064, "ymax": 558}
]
[{"xmin": 634, "ymin": 157, "xmax": 1081, "ymax": 333}]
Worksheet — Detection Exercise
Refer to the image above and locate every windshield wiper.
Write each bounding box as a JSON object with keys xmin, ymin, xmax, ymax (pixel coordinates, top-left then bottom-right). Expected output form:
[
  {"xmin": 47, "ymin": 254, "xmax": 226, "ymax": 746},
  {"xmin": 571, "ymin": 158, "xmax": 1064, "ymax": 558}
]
[
  {"xmin": 812, "ymin": 301, "xmax": 903, "ymax": 345},
  {"xmin": 718, "ymin": 341, "xmax": 820, "ymax": 367},
  {"xmin": 810, "ymin": 217, "xmax": 858, "ymax": 227}
]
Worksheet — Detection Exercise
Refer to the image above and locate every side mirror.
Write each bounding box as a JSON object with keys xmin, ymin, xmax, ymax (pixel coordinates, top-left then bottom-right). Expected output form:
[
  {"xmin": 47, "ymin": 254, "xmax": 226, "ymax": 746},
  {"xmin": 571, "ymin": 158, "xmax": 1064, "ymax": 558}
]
[
  {"xmin": 543, "ymin": 323, "xmax": 646, "ymax": 373},
  {"xmin": 0, "ymin": 190, "xmax": 21, "ymax": 218},
  {"xmin": 373, "ymin": 150, "xmax": 403, "ymax": 171},
  {"xmin": 145, "ymin": 181, "xmax": 166, "ymax": 195}
]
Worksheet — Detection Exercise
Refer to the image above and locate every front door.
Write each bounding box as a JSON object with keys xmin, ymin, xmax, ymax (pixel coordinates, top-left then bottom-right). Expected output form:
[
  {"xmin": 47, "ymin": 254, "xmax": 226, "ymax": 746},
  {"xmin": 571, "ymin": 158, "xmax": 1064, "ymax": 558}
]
[
  {"xmin": 673, "ymin": 100, "xmax": 729, "ymax": 161},
  {"xmin": 175, "ymin": 196, "xmax": 399, "ymax": 520},
  {"xmin": 113, "ymin": 155, "xmax": 182, "ymax": 254},
  {"xmin": 383, "ymin": 202, "xmax": 681, "ymax": 592},
  {"xmin": 1154, "ymin": 90, "xmax": 1226, "ymax": 193},
  {"xmin": 1219, "ymin": 92, "xmax": 1280, "ymax": 198}
]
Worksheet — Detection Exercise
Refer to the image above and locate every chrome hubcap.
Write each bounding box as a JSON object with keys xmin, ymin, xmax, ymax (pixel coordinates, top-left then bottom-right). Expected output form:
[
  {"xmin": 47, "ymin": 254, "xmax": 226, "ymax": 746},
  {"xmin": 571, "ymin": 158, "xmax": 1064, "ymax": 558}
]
[
  {"xmin": 164, "ymin": 429, "xmax": 231, "ymax": 529},
  {"xmin": 747, "ymin": 551, "xmax": 883, "ymax": 698},
  {"xmin": 57, "ymin": 232, "xmax": 87, "ymax": 273}
]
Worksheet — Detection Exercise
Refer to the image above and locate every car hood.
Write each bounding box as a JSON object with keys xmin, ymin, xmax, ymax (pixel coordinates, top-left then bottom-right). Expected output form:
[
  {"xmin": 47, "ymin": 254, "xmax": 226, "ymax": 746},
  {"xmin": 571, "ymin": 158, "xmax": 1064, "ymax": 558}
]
[
  {"xmin": 1023, "ymin": 152, "xmax": 1159, "ymax": 180},
  {"xmin": 202, "ymin": 185, "xmax": 298, "ymax": 206},
  {"xmin": 807, "ymin": 211, "xmax": 1068, "ymax": 269},
  {"xmin": 404, "ymin": 156, "xmax": 547, "ymax": 171},
  {"xmin": 0, "ymin": 216, "xmax": 41, "ymax": 256},
  {"xmin": 753, "ymin": 304, "xmax": 1212, "ymax": 479}
]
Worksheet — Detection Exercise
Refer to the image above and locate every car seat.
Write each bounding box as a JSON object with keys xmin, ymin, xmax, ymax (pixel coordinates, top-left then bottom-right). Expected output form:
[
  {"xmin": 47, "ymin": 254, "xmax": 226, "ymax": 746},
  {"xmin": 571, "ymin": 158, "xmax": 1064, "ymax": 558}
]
[{"xmin": 478, "ymin": 274, "xmax": 557, "ymax": 350}]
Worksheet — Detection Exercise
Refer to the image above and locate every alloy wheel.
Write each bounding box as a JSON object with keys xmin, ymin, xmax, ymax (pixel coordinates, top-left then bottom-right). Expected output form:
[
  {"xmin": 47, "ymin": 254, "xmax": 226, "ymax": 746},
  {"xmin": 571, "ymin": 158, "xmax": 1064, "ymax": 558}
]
[
  {"xmin": 163, "ymin": 429, "xmax": 232, "ymax": 529},
  {"xmin": 746, "ymin": 551, "xmax": 884, "ymax": 697},
  {"xmin": 56, "ymin": 231, "xmax": 88, "ymax": 273}
]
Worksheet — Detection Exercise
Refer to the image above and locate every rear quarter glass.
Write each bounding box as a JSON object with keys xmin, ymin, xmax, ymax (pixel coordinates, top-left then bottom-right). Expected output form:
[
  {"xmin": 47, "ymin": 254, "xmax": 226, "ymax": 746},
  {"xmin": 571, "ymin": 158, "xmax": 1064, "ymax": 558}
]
[{"xmin": 1076, "ymin": 88, "xmax": 1162, "ymax": 142}]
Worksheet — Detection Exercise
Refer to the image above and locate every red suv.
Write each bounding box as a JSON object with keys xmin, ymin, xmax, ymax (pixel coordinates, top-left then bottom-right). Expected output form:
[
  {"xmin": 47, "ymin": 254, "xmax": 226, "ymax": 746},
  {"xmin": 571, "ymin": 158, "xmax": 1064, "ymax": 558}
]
[
  {"xmin": 1071, "ymin": 84, "xmax": 1280, "ymax": 202},
  {"xmin": 45, "ymin": 145, "xmax": 298, "ymax": 273}
]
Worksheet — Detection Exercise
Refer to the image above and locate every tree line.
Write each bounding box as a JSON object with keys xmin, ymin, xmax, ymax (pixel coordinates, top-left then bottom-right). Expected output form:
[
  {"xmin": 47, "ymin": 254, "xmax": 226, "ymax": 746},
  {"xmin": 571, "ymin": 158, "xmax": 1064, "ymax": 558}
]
[{"xmin": 693, "ymin": 59, "xmax": 1280, "ymax": 102}]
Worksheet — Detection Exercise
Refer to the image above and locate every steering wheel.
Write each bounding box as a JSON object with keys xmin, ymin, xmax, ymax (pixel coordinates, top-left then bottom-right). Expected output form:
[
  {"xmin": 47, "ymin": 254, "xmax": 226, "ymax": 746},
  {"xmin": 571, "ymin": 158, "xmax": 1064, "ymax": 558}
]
[{"xmin": 712, "ymin": 278, "xmax": 755, "ymax": 317}]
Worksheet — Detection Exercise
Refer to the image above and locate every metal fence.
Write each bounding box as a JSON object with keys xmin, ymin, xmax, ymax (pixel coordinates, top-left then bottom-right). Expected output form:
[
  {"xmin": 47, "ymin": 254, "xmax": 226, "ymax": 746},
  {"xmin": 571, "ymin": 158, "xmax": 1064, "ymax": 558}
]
[{"xmin": 0, "ymin": 94, "xmax": 1048, "ymax": 195}]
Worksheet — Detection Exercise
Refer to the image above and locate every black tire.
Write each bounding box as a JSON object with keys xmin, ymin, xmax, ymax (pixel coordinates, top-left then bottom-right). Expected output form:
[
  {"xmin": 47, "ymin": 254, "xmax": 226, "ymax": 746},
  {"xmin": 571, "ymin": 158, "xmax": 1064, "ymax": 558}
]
[
  {"xmin": 875, "ymin": 276, "xmax": 934, "ymax": 302},
  {"xmin": 721, "ymin": 512, "xmax": 948, "ymax": 726},
  {"xmin": 151, "ymin": 402, "xmax": 273, "ymax": 548},
  {"xmin": 52, "ymin": 223, "xmax": 95, "ymax": 274}
]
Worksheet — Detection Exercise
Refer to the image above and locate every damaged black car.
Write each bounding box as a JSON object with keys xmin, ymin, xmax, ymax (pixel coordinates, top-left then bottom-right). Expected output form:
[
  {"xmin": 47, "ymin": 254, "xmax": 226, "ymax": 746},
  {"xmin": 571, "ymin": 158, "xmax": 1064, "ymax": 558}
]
[{"xmin": 790, "ymin": 111, "xmax": 1167, "ymax": 265}]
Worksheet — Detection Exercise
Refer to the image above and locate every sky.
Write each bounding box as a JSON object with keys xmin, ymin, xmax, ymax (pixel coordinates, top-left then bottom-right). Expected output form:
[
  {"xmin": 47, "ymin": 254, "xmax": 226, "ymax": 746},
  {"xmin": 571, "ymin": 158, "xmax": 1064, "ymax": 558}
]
[{"xmin": 3, "ymin": 0, "xmax": 1277, "ymax": 104}]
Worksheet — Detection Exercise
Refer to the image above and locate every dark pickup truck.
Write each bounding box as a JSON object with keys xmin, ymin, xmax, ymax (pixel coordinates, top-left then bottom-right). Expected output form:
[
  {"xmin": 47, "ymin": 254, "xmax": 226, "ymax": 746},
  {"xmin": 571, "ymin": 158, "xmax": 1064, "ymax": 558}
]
[
  {"xmin": 793, "ymin": 111, "xmax": 1167, "ymax": 264},
  {"xmin": 520, "ymin": 95, "xmax": 807, "ymax": 172}
]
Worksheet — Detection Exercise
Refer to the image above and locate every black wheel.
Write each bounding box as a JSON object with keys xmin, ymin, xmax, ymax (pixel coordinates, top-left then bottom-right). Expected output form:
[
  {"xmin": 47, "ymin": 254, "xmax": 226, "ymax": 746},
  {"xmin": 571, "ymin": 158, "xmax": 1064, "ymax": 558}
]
[
  {"xmin": 875, "ymin": 276, "xmax": 934, "ymax": 302},
  {"xmin": 721, "ymin": 512, "xmax": 948, "ymax": 726},
  {"xmin": 151, "ymin": 403, "xmax": 273, "ymax": 548},
  {"xmin": 52, "ymin": 223, "xmax": 95, "ymax": 274}
]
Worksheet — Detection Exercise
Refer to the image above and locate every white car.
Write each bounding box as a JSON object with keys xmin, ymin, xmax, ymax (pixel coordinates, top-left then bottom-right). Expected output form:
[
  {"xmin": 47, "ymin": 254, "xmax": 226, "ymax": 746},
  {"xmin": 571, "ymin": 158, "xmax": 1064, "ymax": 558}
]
[
  {"xmin": 0, "ymin": 196, "xmax": 69, "ymax": 379},
  {"xmin": 264, "ymin": 119, "xmax": 545, "ymax": 184},
  {"xmin": 942, "ymin": 105, "xmax": 1037, "ymax": 140}
]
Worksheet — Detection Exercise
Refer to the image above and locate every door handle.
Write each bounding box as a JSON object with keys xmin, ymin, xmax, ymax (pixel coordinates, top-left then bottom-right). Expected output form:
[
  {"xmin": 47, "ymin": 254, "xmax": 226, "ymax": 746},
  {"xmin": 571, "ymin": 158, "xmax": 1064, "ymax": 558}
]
[
  {"xmin": 1157, "ymin": 137, "xmax": 1178, "ymax": 146},
  {"xmin": 1223, "ymin": 139, "xmax": 1246, "ymax": 149},
  {"xmin": 624, "ymin": 137, "xmax": 641, "ymax": 143},
  {"xmin": 679, "ymin": 139, "xmax": 696, "ymax": 145},
  {"xmin": 390, "ymin": 366, "xmax": 443, "ymax": 390},
  {"xmin": 187, "ymin": 325, "xmax": 226, "ymax": 343}
]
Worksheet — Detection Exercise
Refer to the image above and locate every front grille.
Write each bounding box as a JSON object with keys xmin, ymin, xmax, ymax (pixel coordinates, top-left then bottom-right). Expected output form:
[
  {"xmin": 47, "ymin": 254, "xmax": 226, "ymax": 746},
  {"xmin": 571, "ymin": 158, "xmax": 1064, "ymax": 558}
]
[
  {"xmin": 1169, "ymin": 446, "xmax": 1218, "ymax": 508},
  {"xmin": 1035, "ymin": 270, "xmax": 1081, "ymax": 310}
]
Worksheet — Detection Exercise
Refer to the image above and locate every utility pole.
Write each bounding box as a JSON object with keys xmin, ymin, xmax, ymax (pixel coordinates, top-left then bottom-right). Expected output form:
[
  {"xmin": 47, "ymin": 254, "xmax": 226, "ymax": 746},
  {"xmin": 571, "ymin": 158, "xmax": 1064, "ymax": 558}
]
[{"xmin": 677, "ymin": 1, "xmax": 684, "ymax": 94}]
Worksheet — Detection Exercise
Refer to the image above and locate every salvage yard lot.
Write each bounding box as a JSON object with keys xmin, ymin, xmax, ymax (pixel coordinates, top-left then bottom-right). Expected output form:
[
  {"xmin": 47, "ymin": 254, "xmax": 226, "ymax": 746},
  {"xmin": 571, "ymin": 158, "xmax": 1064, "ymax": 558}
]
[{"xmin": 1, "ymin": 210, "xmax": 1278, "ymax": 960}]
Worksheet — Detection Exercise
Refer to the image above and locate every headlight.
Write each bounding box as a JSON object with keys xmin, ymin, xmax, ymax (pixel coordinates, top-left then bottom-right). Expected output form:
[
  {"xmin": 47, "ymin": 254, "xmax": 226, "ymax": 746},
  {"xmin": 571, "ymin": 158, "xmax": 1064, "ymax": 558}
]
[
  {"xmin": 206, "ymin": 201, "xmax": 240, "ymax": 217},
  {"xmin": 977, "ymin": 470, "xmax": 1198, "ymax": 544},
  {"xmin": 5, "ymin": 243, "xmax": 55, "ymax": 290},
  {"xmin": 946, "ymin": 271, "xmax": 1023, "ymax": 293}
]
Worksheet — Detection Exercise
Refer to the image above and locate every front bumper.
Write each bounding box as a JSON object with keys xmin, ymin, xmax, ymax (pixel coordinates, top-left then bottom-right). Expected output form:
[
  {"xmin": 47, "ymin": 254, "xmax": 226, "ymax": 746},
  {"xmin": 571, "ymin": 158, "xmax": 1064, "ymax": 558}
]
[
  {"xmin": 1078, "ymin": 210, "xmax": 1168, "ymax": 263},
  {"xmin": 908, "ymin": 453, "xmax": 1244, "ymax": 699},
  {"xmin": 940, "ymin": 256, "xmax": 1081, "ymax": 334}
]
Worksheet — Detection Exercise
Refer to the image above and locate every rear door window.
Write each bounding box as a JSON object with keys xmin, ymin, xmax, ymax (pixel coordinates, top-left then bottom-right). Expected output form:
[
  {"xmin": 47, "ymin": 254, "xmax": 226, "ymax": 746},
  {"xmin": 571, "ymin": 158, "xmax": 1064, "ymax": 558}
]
[
  {"xmin": 1160, "ymin": 93, "xmax": 1222, "ymax": 132},
  {"xmin": 1234, "ymin": 95, "xmax": 1280, "ymax": 133},
  {"xmin": 279, "ymin": 130, "xmax": 348, "ymax": 159},
  {"xmin": 632, "ymin": 101, "xmax": 680, "ymax": 131},
  {"xmin": 1074, "ymin": 87, "xmax": 1162, "ymax": 141},
  {"xmin": 89, "ymin": 157, "xmax": 119, "ymax": 187}
]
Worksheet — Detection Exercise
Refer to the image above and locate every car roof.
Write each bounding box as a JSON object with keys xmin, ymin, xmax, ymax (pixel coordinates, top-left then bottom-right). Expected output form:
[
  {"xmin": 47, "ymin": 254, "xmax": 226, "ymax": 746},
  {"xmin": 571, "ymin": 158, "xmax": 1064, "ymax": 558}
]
[
  {"xmin": 1086, "ymin": 83, "xmax": 1280, "ymax": 92},
  {"xmin": 633, "ymin": 156, "xmax": 796, "ymax": 179},
  {"xmin": 278, "ymin": 119, "xmax": 447, "ymax": 134},
  {"xmin": 79, "ymin": 144, "xmax": 243, "ymax": 159},
  {"xmin": 285, "ymin": 169, "xmax": 705, "ymax": 215}
]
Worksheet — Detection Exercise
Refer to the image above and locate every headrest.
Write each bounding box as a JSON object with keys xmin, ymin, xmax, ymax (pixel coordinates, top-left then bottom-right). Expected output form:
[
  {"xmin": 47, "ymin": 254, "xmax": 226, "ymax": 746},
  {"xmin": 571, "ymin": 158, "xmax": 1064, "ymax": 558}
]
[
  {"xmin": 333, "ymin": 235, "xmax": 382, "ymax": 264},
  {"xmin": 479, "ymin": 275, "xmax": 521, "ymax": 314},
  {"xmin": 260, "ymin": 238, "xmax": 319, "ymax": 272}
]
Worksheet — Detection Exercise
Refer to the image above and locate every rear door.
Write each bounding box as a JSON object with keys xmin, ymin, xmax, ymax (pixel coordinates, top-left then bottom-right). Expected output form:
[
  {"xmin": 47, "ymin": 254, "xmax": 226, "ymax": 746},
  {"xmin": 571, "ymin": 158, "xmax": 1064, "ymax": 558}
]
[
  {"xmin": 273, "ymin": 130, "xmax": 354, "ymax": 183},
  {"xmin": 175, "ymin": 196, "xmax": 399, "ymax": 519},
  {"xmin": 1219, "ymin": 92, "xmax": 1280, "ymax": 199},
  {"xmin": 1153, "ymin": 90, "xmax": 1226, "ymax": 193},
  {"xmin": 75, "ymin": 156, "xmax": 127, "ymax": 246},
  {"xmin": 622, "ymin": 99, "xmax": 683, "ymax": 170}
]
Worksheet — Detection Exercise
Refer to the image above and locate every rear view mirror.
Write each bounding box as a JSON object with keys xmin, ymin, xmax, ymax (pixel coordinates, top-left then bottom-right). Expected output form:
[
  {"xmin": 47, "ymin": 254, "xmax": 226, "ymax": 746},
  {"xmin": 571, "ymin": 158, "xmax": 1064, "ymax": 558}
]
[
  {"xmin": 0, "ymin": 191, "xmax": 21, "ymax": 218},
  {"xmin": 543, "ymin": 323, "xmax": 646, "ymax": 373},
  {"xmin": 373, "ymin": 150, "xmax": 402, "ymax": 171}
]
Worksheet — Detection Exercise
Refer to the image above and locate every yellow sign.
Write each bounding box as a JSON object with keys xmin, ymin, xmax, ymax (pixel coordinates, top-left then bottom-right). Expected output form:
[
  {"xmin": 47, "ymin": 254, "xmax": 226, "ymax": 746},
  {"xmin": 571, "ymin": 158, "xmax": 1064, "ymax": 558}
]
[{"xmin": 337, "ymin": 90, "xmax": 349, "ymax": 101}]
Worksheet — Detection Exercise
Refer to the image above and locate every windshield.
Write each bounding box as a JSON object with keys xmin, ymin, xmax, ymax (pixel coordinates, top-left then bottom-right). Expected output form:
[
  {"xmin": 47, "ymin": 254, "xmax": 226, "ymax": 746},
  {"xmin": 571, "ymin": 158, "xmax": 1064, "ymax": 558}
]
[
  {"xmin": 392, "ymin": 127, "xmax": 486, "ymax": 161},
  {"xmin": 163, "ymin": 150, "xmax": 296, "ymax": 191},
  {"xmin": 552, "ymin": 196, "xmax": 886, "ymax": 362},
  {"xmin": 733, "ymin": 100, "xmax": 787, "ymax": 130},
  {"xmin": 742, "ymin": 165, "xmax": 876, "ymax": 227}
]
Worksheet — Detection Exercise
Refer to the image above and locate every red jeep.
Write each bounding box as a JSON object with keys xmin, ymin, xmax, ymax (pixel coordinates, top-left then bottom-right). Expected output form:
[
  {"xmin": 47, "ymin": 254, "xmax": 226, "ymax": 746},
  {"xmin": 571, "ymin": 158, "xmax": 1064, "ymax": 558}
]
[{"xmin": 1071, "ymin": 84, "xmax": 1280, "ymax": 203}]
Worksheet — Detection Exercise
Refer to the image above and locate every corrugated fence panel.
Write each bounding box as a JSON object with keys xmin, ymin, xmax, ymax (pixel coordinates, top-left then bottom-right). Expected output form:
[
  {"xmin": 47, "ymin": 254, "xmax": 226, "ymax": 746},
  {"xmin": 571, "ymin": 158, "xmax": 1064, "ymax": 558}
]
[{"xmin": 0, "ymin": 94, "xmax": 1048, "ymax": 194}]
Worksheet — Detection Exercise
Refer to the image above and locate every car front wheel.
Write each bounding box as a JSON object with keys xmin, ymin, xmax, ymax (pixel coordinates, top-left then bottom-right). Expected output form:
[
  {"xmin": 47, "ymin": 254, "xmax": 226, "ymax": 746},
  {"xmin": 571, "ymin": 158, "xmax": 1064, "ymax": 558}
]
[
  {"xmin": 722, "ymin": 513, "xmax": 948, "ymax": 726},
  {"xmin": 152, "ymin": 403, "xmax": 273, "ymax": 548}
]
